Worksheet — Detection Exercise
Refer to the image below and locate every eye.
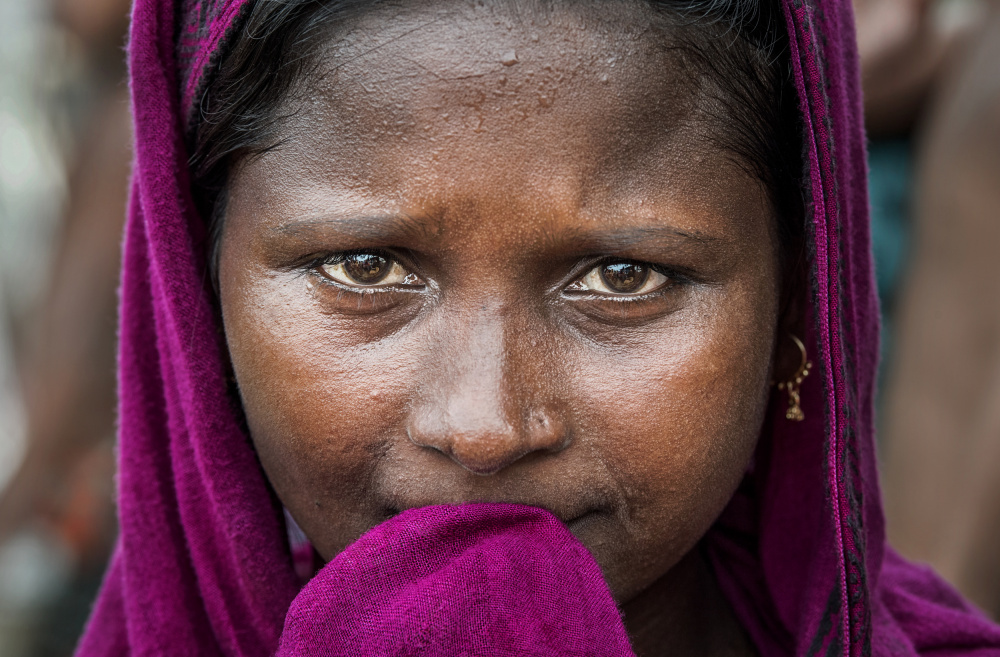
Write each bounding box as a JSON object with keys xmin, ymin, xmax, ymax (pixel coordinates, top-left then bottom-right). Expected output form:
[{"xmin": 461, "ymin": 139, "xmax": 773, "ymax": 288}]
[
  {"xmin": 567, "ymin": 260, "xmax": 671, "ymax": 296},
  {"xmin": 318, "ymin": 252, "xmax": 421, "ymax": 288}
]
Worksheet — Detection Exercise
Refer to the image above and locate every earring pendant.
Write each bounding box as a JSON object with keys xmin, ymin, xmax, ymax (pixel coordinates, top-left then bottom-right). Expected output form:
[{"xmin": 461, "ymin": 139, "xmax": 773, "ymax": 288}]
[{"xmin": 777, "ymin": 334, "xmax": 812, "ymax": 422}]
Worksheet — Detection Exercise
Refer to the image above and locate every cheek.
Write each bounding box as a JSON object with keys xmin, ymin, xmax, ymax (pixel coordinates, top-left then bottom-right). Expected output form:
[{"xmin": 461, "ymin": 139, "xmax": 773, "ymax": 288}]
[
  {"xmin": 220, "ymin": 231, "xmax": 779, "ymax": 587},
  {"xmin": 221, "ymin": 271, "xmax": 422, "ymax": 555},
  {"xmin": 568, "ymin": 286, "xmax": 775, "ymax": 596}
]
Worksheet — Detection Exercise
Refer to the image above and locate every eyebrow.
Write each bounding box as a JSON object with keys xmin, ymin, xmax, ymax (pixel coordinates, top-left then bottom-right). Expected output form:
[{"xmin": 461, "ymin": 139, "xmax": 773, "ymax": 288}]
[
  {"xmin": 549, "ymin": 225, "xmax": 727, "ymax": 258},
  {"xmin": 272, "ymin": 212, "xmax": 727, "ymax": 258},
  {"xmin": 273, "ymin": 212, "xmax": 438, "ymax": 242}
]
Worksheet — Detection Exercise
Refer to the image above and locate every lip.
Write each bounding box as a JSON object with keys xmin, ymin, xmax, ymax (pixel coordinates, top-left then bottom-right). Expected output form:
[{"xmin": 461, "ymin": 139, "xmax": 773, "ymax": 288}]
[
  {"xmin": 566, "ymin": 509, "xmax": 603, "ymax": 532},
  {"xmin": 381, "ymin": 501, "xmax": 603, "ymax": 528},
  {"xmin": 374, "ymin": 463, "xmax": 617, "ymax": 529}
]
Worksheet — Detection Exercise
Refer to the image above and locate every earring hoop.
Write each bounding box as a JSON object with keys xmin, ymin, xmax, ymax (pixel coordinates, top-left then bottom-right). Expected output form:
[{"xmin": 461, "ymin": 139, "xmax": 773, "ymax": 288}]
[{"xmin": 777, "ymin": 334, "xmax": 812, "ymax": 421}]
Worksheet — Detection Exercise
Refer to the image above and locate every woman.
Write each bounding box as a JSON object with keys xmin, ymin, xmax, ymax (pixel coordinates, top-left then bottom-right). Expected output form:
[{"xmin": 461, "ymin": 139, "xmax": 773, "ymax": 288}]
[{"xmin": 76, "ymin": 0, "xmax": 1000, "ymax": 655}]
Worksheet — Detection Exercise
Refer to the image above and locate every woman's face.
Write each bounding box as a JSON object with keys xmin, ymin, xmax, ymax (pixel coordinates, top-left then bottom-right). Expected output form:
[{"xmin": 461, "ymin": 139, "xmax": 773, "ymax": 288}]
[{"xmin": 219, "ymin": 1, "xmax": 782, "ymax": 604}]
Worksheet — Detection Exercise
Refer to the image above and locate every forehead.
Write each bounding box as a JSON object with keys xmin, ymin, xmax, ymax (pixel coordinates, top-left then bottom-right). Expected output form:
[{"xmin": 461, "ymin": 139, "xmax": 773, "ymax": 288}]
[
  {"xmin": 313, "ymin": 0, "xmax": 682, "ymax": 108},
  {"xmin": 236, "ymin": 0, "xmax": 767, "ymax": 239}
]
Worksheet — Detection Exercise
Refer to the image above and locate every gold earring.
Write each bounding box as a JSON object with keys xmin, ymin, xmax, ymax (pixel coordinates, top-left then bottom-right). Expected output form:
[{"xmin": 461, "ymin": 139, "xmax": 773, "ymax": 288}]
[{"xmin": 777, "ymin": 334, "xmax": 812, "ymax": 421}]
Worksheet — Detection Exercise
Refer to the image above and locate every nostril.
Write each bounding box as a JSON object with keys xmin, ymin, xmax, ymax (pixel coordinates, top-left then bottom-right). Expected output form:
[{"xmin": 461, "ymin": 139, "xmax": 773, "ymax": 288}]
[
  {"xmin": 406, "ymin": 424, "xmax": 440, "ymax": 452},
  {"xmin": 527, "ymin": 409, "xmax": 570, "ymax": 452}
]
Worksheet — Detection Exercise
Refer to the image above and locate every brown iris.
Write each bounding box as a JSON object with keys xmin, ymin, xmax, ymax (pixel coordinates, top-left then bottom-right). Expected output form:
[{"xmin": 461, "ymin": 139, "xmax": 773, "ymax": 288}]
[
  {"xmin": 600, "ymin": 262, "xmax": 650, "ymax": 293},
  {"xmin": 343, "ymin": 253, "xmax": 390, "ymax": 284}
]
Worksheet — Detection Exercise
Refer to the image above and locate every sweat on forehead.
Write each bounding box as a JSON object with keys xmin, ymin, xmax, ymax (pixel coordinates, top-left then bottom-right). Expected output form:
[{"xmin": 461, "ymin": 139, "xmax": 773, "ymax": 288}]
[
  {"xmin": 267, "ymin": 1, "xmax": 715, "ymax": 205},
  {"xmin": 312, "ymin": 4, "xmax": 689, "ymax": 118},
  {"xmin": 191, "ymin": 0, "xmax": 799, "ymax": 275}
]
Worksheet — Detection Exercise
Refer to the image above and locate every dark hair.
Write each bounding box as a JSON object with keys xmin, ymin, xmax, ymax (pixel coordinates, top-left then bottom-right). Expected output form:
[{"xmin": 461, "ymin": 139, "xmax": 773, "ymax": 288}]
[{"xmin": 189, "ymin": 0, "xmax": 803, "ymax": 276}]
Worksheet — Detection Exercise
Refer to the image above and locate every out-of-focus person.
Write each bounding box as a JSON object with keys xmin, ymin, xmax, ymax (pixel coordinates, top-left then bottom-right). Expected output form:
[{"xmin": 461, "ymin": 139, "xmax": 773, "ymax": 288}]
[
  {"xmin": 859, "ymin": 0, "xmax": 1000, "ymax": 619},
  {"xmin": 0, "ymin": 0, "xmax": 131, "ymax": 653}
]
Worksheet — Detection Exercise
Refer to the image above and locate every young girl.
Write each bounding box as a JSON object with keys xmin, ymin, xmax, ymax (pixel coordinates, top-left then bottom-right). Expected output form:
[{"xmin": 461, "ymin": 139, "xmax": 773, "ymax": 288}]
[{"xmin": 77, "ymin": 0, "xmax": 1000, "ymax": 655}]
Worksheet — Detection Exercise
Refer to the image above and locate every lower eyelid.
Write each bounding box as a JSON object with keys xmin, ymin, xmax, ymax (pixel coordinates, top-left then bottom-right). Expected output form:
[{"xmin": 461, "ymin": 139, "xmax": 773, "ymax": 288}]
[
  {"xmin": 569, "ymin": 288, "xmax": 674, "ymax": 303},
  {"xmin": 313, "ymin": 268, "xmax": 384, "ymax": 291},
  {"xmin": 317, "ymin": 257, "xmax": 413, "ymax": 286},
  {"xmin": 311, "ymin": 269, "xmax": 424, "ymax": 293}
]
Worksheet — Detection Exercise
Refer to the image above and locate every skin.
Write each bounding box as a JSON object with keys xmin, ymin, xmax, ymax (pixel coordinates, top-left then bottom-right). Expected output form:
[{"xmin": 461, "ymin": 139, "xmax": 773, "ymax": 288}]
[{"xmin": 219, "ymin": 1, "xmax": 797, "ymax": 653}]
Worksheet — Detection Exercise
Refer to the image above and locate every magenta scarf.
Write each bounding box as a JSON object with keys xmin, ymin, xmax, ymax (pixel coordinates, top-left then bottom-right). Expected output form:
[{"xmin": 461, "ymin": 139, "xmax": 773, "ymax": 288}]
[{"xmin": 76, "ymin": 0, "xmax": 1000, "ymax": 655}]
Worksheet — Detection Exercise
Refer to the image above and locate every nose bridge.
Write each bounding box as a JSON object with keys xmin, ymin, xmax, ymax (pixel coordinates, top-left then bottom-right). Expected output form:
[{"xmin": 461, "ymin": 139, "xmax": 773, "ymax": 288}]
[
  {"xmin": 408, "ymin": 303, "xmax": 566, "ymax": 475},
  {"xmin": 441, "ymin": 305, "xmax": 512, "ymax": 437}
]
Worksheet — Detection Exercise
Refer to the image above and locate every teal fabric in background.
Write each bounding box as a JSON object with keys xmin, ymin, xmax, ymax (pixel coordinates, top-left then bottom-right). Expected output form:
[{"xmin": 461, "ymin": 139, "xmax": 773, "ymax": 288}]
[{"xmin": 867, "ymin": 138, "xmax": 913, "ymax": 402}]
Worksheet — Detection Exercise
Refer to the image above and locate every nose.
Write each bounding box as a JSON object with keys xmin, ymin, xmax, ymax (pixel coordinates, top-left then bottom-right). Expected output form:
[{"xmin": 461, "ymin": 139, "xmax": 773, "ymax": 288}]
[{"xmin": 406, "ymin": 310, "xmax": 569, "ymax": 475}]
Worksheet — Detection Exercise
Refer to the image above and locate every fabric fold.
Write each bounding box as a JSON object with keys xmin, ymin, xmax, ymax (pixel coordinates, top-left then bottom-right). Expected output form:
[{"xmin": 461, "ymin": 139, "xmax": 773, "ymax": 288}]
[{"xmin": 277, "ymin": 504, "xmax": 634, "ymax": 656}]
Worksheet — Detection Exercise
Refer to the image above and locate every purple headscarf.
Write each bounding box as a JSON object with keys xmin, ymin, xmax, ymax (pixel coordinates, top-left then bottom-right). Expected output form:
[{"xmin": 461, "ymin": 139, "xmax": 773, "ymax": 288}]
[{"xmin": 76, "ymin": 0, "xmax": 1000, "ymax": 655}]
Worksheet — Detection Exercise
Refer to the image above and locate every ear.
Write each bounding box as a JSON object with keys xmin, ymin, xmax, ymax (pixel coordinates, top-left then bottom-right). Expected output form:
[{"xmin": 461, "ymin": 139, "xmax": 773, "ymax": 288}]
[{"xmin": 773, "ymin": 247, "xmax": 808, "ymax": 385}]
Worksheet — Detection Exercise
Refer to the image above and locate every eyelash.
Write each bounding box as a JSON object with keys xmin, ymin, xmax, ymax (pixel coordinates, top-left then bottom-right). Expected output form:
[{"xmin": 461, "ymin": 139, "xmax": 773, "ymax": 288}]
[
  {"xmin": 564, "ymin": 258, "xmax": 685, "ymax": 300},
  {"xmin": 309, "ymin": 250, "xmax": 419, "ymax": 293},
  {"xmin": 304, "ymin": 251, "xmax": 688, "ymax": 300}
]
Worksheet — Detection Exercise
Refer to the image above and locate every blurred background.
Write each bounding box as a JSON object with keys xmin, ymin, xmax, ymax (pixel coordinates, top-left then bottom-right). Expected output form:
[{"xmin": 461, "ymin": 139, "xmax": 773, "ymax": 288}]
[{"xmin": 0, "ymin": 0, "xmax": 997, "ymax": 653}]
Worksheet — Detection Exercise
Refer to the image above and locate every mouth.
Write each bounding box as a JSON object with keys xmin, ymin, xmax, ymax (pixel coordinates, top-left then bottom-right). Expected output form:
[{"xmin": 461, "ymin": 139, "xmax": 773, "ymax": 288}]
[
  {"xmin": 380, "ymin": 502, "xmax": 604, "ymax": 529},
  {"xmin": 566, "ymin": 509, "xmax": 602, "ymax": 531}
]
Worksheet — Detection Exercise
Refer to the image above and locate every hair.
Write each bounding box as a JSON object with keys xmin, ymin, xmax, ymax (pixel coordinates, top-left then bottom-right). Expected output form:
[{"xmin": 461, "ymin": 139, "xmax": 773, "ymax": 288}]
[{"xmin": 189, "ymin": 0, "xmax": 803, "ymax": 279}]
